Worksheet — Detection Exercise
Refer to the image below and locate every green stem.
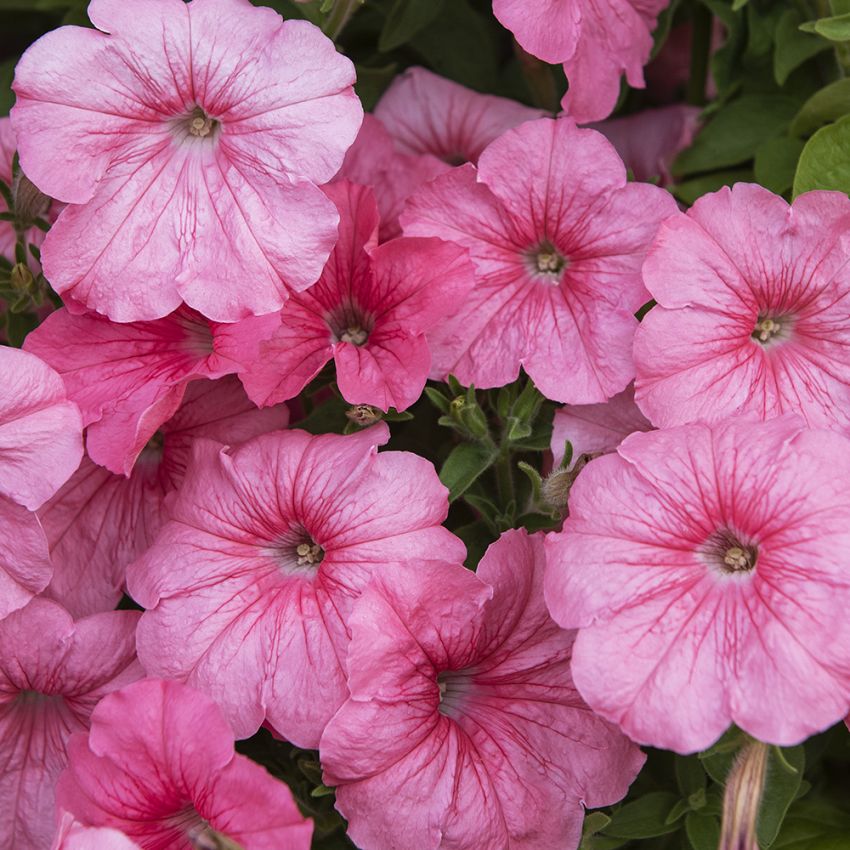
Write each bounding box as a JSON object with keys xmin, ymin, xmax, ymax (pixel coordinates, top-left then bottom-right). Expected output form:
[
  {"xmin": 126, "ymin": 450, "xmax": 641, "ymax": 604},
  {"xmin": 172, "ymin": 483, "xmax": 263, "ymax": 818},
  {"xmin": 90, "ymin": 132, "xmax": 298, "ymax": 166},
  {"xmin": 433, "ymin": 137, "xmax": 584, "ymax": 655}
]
[
  {"xmin": 686, "ymin": 4, "xmax": 713, "ymax": 107},
  {"xmin": 493, "ymin": 446, "xmax": 515, "ymax": 512},
  {"xmin": 323, "ymin": 0, "xmax": 362, "ymax": 42}
]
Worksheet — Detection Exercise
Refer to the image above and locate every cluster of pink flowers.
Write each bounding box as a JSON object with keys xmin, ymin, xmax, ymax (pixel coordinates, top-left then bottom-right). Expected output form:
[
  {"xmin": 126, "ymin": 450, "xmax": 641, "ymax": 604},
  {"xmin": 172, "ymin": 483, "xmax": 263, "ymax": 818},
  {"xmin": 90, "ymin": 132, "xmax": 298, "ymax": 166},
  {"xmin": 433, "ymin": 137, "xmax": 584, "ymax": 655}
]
[{"xmin": 3, "ymin": 0, "xmax": 850, "ymax": 848}]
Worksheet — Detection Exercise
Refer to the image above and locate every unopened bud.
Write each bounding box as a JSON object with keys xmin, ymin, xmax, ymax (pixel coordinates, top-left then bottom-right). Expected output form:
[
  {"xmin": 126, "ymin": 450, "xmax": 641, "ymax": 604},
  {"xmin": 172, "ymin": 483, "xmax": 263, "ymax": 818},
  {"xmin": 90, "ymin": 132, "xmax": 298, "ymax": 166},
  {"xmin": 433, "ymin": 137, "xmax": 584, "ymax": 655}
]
[
  {"xmin": 719, "ymin": 740, "xmax": 768, "ymax": 850},
  {"xmin": 541, "ymin": 452, "xmax": 597, "ymax": 513},
  {"xmin": 9, "ymin": 262, "xmax": 34, "ymax": 294},
  {"xmin": 345, "ymin": 404, "xmax": 383, "ymax": 427},
  {"xmin": 12, "ymin": 170, "xmax": 50, "ymax": 228}
]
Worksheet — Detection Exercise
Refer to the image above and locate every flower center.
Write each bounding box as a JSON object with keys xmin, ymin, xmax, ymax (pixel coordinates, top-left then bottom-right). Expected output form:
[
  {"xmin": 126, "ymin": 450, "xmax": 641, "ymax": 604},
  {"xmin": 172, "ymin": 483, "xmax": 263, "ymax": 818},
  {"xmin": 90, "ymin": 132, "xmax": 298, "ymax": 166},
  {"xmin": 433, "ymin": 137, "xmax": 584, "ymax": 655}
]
[
  {"xmin": 339, "ymin": 326, "xmax": 368, "ymax": 346},
  {"xmin": 327, "ymin": 301, "xmax": 374, "ymax": 346},
  {"xmin": 294, "ymin": 541, "xmax": 324, "ymax": 567},
  {"xmin": 189, "ymin": 822, "xmax": 244, "ymax": 850},
  {"xmin": 751, "ymin": 315, "xmax": 789, "ymax": 346},
  {"xmin": 188, "ymin": 106, "xmax": 217, "ymax": 138},
  {"xmin": 701, "ymin": 530, "xmax": 758, "ymax": 576},
  {"xmin": 268, "ymin": 527, "xmax": 325, "ymax": 576},
  {"xmin": 436, "ymin": 669, "xmax": 472, "ymax": 719},
  {"xmin": 525, "ymin": 242, "xmax": 568, "ymax": 282}
]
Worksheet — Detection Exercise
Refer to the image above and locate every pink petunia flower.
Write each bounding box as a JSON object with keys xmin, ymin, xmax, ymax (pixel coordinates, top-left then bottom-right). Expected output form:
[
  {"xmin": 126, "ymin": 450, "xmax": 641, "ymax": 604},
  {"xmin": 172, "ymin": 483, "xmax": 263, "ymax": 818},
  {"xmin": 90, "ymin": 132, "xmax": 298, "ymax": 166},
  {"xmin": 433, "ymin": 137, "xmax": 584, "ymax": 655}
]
[
  {"xmin": 25, "ymin": 306, "xmax": 276, "ymax": 476},
  {"xmin": 402, "ymin": 117, "xmax": 676, "ymax": 403},
  {"xmin": 128, "ymin": 424, "xmax": 465, "ymax": 748},
  {"xmin": 588, "ymin": 105, "xmax": 701, "ymax": 186},
  {"xmin": 11, "ymin": 0, "xmax": 362, "ymax": 322},
  {"xmin": 634, "ymin": 184, "xmax": 850, "ymax": 431},
  {"xmin": 492, "ymin": 0, "xmax": 669, "ymax": 122},
  {"xmin": 321, "ymin": 529, "xmax": 644, "ymax": 850},
  {"xmin": 551, "ymin": 384, "xmax": 652, "ymax": 468},
  {"xmin": 0, "ymin": 598, "xmax": 141, "ymax": 850},
  {"xmin": 240, "ymin": 181, "xmax": 475, "ymax": 411},
  {"xmin": 375, "ymin": 67, "xmax": 546, "ymax": 165},
  {"xmin": 39, "ymin": 377, "xmax": 288, "ymax": 618},
  {"xmin": 335, "ymin": 114, "xmax": 450, "ymax": 241},
  {"xmin": 56, "ymin": 678, "xmax": 313, "ymax": 850},
  {"xmin": 544, "ymin": 416, "xmax": 850, "ymax": 753},
  {"xmin": 0, "ymin": 347, "xmax": 81, "ymax": 617},
  {"xmin": 52, "ymin": 814, "xmax": 141, "ymax": 850}
]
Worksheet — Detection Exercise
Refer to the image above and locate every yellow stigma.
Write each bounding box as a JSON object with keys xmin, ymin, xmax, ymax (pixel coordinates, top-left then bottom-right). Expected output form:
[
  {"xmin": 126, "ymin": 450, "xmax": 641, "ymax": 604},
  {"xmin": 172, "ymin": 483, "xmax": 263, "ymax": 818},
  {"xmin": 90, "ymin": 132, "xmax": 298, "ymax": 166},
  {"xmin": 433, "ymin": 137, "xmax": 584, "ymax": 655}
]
[
  {"xmin": 189, "ymin": 107, "xmax": 215, "ymax": 138},
  {"xmin": 753, "ymin": 317, "xmax": 781, "ymax": 343},
  {"xmin": 536, "ymin": 252, "xmax": 562, "ymax": 273},
  {"xmin": 723, "ymin": 546, "xmax": 753, "ymax": 572},
  {"xmin": 295, "ymin": 542, "xmax": 323, "ymax": 566}
]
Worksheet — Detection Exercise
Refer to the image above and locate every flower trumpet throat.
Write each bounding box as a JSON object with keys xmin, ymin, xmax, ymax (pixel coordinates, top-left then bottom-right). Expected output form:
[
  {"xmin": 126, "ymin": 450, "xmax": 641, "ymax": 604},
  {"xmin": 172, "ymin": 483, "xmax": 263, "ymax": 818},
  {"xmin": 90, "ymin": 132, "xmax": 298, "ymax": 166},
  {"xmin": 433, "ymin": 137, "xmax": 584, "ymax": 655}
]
[{"xmin": 719, "ymin": 740, "xmax": 769, "ymax": 850}]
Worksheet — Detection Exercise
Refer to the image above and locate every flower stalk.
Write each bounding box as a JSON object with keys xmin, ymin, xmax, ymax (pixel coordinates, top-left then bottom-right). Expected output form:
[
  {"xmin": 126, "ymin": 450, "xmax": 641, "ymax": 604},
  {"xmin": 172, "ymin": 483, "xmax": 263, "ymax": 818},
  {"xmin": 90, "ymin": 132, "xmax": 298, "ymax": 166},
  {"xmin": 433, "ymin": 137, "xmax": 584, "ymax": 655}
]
[{"xmin": 719, "ymin": 739, "xmax": 769, "ymax": 850}]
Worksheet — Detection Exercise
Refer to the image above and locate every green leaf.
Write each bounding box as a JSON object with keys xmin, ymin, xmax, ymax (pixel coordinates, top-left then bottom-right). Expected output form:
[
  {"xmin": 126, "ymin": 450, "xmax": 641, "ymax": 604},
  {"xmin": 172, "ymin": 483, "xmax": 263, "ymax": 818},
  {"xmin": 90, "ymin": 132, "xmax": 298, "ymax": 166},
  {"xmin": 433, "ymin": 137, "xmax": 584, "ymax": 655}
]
[
  {"xmin": 354, "ymin": 62, "xmax": 397, "ymax": 111},
  {"xmin": 800, "ymin": 12, "xmax": 850, "ymax": 41},
  {"xmin": 773, "ymin": 801, "xmax": 850, "ymax": 849},
  {"xmin": 410, "ymin": 0, "xmax": 500, "ymax": 90},
  {"xmin": 757, "ymin": 746, "xmax": 805, "ymax": 848},
  {"xmin": 439, "ymin": 442, "xmax": 497, "ymax": 502},
  {"xmin": 379, "ymin": 0, "xmax": 445, "ymax": 51},
  {"xmin": 674, "ymin": 95, "xmax": 800, "ymax": 175},
  {"xmin": 791, "ymin": 78, "xmax": 850, "ymax": 137},
  {"xmin": 603, "ymin": 792, "xmax": 681, "ymax": 839},
  {"xmin": 452, "ymin": 521, "xmax": 495, "ymax": 569},
  {"xmin": 754, "ymin": 136, "xmax": 804, "ymax": 194},
  {"xmin": 774, "ymin": 8, "xmax": 831, "ymax": 85},
  {"xmin": 685, "ymin": 812, "xmax": 721, "ymax": 850},
  {"xmin": 675, "ymin": 755, "xmax": 707, "ymax": 798},
  {"xmin": 793, "ymin": 113, "xmax": 850, "ymax": 196}
]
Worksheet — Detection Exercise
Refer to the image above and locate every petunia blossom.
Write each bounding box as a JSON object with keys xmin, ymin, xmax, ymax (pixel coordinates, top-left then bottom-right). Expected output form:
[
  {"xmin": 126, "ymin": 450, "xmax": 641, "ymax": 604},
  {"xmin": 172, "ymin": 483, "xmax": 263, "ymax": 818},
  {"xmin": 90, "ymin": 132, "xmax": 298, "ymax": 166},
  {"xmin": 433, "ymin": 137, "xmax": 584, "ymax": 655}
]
[
  {"xmin": 634, "ymin": 184, "xmax": 850, "ymax": 431},
  {"xmin": 321, "ymin": 530, "xmax": 643, "ymax": 850},
  {"xmin": 25, "ymin": 305, "xmax": 277, "ymax": 476},
  {"xmin": 375, "ymin": 67, "xmax": 545, "ymax": 165},
  {"xmin": 56, "ymin": 679, "xmax": 313, "ymax": 850},
  {"xmin": 551, "ymin": 384, "xmax": 652, "ymax": 468},
  {"xmin": 335, "ymin": 114, "xmax": 449, "ymax": 241},
  {"xmin": 11, "ymin": 0, "xmax": 362, "ymax": 322},
  {"xmin": 544, "ymin": 416, "xmax": 850, "ymax": 753},
  {"xmin": 240, "ymin": 181, "xmax": 475, "ymax": 412},
  {"xmin": 403, "ymin": 117, "xmax": 676, "ymax": 403},
  {"xmin": 588, "ymin": 105, "xmax": 701, "ymax": 185},
  {"xmin": 39, "ymin": 377, "xmax": 288, "ymax": 618},
  {"xmin": 128, "ymin": 424, "xmax": 465, "ymax": 748},
  {"xmin": 0, "ymin": 599, "xmax": 141, "ymax": 850},
  {"xmin": 492, "ymin": 0, "xmax": 669, "ymax": 122}
]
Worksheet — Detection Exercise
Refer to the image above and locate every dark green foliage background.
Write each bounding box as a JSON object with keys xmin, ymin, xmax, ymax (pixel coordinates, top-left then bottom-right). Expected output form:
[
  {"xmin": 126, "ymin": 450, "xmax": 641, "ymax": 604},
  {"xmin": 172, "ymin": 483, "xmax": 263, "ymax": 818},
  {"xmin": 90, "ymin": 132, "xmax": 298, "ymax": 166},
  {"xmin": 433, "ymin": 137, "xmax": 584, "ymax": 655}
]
[{"xmin": 3, "ymin": 0, "xmax": 850, "ymax": 847}]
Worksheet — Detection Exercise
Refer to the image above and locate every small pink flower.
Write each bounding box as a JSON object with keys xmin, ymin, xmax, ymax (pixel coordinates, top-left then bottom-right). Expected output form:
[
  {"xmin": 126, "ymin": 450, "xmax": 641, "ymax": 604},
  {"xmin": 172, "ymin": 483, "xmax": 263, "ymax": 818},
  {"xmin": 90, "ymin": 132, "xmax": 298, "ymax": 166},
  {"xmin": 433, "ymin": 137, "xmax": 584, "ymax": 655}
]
[
  {"xmin": 322, "ymin": 530, "xmax": 643, "ymax": 850},
  {"xmin": 25, "ymin": 306, "xmax": 276, "ymax": 476},
  {"xmin": 11, "ymin": 0, "xmax": 362, "ymax": 322},
  {"xmin": 545, "ymin": 416, "xmax": 850, "ymax": 753},
  {"xmin": 56, "ymin": 679, "xmax": 313, "ymax": 850},
  {"xmin": 375, "ymin": 67, "xmax": 545, "ymax": 165},
  {"xmin": 403, "ymin": 117, "xmax": 676, "ymax": 403},
  {"xmin": 588, "ymin": 105, "xmax": 701, "ymax": 186},
  {"xmin": 493, "ymin": 0, "xmax": 669, "ymax": 122},
  {"xmin": 52, "ymin": 814, "xmax": 141, "ymax": 850},
  {"xmin": 39, "ymin": 377, "xmax": 288, "ymax": 618},
  {"xmin": 336, "ymin": 115, "xmax": 450, "ymax": 241},
  {"xmin": 0, "ymin": 599, "xmax": 141, "ymax": 850},
  {"xmin": 634, "ymin": 184, "xmax": 850, "ymax": 431},
  {"xmin": 551, "ymin": 384, "xmax": 652, "ymax": 468},
  {"xmin": 240, "ymin": 181, "xmax": 475, "ymax": 411},
  {"xmin": 128, "ymin": 424, "xmax": 464, "ymax": 747}
]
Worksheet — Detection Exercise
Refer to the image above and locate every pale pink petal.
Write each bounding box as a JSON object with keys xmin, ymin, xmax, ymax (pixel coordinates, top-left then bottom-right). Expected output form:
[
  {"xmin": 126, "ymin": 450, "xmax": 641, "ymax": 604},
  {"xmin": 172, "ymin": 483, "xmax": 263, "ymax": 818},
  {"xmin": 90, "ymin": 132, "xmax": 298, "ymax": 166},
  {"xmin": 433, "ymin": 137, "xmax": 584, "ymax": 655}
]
[
  {"xmin": 0, "ymin": 496, "xmax": 51, "ymax": 621},
  {"xmin": 0, "ymin": 347, "xmax": 82, "ymax": 510},
  {"xmin": 551, "ymin": 385, "xmax": 652, "ymax": 467},
  {"xmin": 375, "ymin": 67, "xmax": 545, "ymax": 164}
]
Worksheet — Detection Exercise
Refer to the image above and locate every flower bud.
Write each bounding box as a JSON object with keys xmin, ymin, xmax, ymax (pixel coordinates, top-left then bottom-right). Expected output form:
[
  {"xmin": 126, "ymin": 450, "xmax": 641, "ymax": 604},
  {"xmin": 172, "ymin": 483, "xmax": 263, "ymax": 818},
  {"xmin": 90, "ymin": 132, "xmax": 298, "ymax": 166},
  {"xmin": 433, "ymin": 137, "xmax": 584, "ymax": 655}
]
[
  {"xmin": 9, "ymin": 262, "xmax": 35, "ymax": 294},
  {"xmin": 12, "ymin": 170, "xmax": 50, "ymax": 229},
  {"xmin": 345, "ymin": 404, "xmax": 383, "ymax": 427},
  {"xmin": 719, "ymin": 740, "xmax": 768, "ymax": 850}
]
